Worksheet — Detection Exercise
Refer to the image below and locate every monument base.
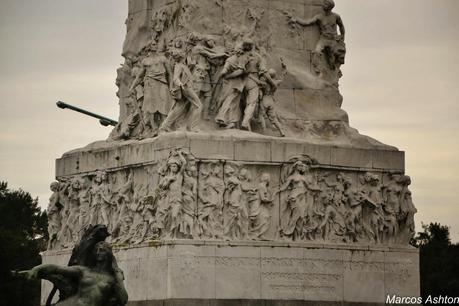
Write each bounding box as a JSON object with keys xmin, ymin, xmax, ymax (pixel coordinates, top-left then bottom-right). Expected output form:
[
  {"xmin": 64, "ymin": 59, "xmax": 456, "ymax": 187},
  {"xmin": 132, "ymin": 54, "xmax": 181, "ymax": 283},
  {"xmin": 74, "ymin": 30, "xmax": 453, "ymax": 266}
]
[{"xmin": 41, "ymin": 241, "xmax": 419, "ymax": 306}]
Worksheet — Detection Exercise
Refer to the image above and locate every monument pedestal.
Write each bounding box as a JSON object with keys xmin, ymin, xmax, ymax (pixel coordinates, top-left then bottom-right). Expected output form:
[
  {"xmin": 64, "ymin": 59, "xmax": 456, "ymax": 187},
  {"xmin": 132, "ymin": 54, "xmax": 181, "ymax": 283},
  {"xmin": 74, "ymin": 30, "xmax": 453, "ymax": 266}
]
[
  {"xmin": 41, "ymin": 0, "xmax": 420, "ymax": 304},
  {"xmin": 42, "ymin": 241, "xmax": 419, "ymax": 306},
  {"xmin": 43, "ymin": 133, "xmax": 419, "ymax": 305}
]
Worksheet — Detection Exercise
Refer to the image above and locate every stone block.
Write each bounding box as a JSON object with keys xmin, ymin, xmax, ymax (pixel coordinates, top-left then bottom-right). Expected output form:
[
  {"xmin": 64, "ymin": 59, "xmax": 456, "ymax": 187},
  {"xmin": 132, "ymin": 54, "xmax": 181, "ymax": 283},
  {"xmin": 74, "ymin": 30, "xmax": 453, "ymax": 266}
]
[
  {"xmin": 216, "ymin": 246, "xmax": 261, "ymax": 299},
  {"xmin": 271, "ymin": 140, "xmax": 332, "ymax": 165},
  {"xmin": 210, "ymin": 300, "xmax": 265, "ymax": 306},
  {"xmin": 234, "ymin": 140, "xmax": 271, "ymax": 162},
  {"xmin": 384, "ymin": 251, "xmax": 420, "ymax": 298},
  {"xmin": 331, "ymin": 147, "xmax": 373, "ymax": 169},
  {"xmin": 128, "ymin": 0, "xmax": 150, "ymax": 14},
  {"xmin": 275, "ymin": 89, "xmax": 297, "ymax": 119},
  {"xmin": 167, "ymin": 245, "xmax": 216, "ymax": 299},
  {"xmin": 164, "ymin": 300, "xmax": 210, "ymax": 306},
  {"xmin": 293, "ymin": 89, "xmax": 347, "ymax": 121},
  {"xmin": 269, "ymin": 1, "xmax": 305, "ymax": 51},
  {"xmin": 372, "ymin": 150, "xmax": 405, "ymax": 171},
  {"xmin": 190, "ymin": 135, "xmax": 235, "ymax": 160},
  {"xmin": 128, "ymin": 301, "xmax": 164, "ymax": 306},
  {"xmin": 261, "ymin": 247, "xmax": 304, "ymax": 300},
  {"xmin": 120, "ymin": 257, "xmax": 147, "ymax": 301},
  {"xmin": 303, "ymin": 249, "xmax": 344, "ymax": 302},
  {"xmin": 343, "ymin": 250, "xmax": 385, "ymax": 303}
]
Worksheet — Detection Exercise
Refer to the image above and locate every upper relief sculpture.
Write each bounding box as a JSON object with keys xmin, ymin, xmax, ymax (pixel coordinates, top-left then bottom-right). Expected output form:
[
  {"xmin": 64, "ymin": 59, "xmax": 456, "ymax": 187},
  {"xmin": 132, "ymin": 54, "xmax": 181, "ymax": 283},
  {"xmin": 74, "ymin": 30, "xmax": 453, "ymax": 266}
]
[{"xmin": 105, "ymin": 0, "xmax": 411, "ymax": 151}]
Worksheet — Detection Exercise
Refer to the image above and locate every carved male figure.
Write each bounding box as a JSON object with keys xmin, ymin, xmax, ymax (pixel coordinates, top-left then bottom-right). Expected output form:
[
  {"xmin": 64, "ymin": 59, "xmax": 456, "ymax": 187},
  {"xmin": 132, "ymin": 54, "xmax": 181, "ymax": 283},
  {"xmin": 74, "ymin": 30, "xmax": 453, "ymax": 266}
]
[
  {"xmin": 215, "ymin": 44, "xmax": 247, "ymax": 129},
  {"xmin": 240, "ymin": 38, "xmax": 277, "ymax": 131},
  {"xmin": 159, "ymin": 50, "xmax": 203, "ymax": 133},
  {"xmin": 188, "ymin": 34, "xmax": 228, "ymax": 119},
  {"xmin": 288, "ymin": 0, "xmax": 345, "ymax": 70}
]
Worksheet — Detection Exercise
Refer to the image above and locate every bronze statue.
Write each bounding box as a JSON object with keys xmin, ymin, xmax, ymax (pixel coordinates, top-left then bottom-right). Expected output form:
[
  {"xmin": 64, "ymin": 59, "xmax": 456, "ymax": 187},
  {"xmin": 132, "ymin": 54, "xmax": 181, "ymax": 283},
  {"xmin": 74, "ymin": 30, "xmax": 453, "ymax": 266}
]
[{"xmin": 16, "ymin": 225, "xmax": 128, "ymax": 306}]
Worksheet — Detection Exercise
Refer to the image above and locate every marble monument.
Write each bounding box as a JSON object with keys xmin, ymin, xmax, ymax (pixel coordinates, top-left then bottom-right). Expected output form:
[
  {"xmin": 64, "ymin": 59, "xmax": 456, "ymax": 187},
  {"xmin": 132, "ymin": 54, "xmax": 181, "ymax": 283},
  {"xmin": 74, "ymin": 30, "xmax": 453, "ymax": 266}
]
[{"xmin": 42, "ymin": 0, "xmax": 420, "ymax": 305}]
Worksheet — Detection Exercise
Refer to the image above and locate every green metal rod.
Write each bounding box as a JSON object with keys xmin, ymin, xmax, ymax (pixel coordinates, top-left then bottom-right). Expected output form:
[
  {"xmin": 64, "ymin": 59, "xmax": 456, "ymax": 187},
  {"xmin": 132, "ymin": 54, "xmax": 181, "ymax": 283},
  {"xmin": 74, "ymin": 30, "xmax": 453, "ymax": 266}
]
[{"xmin": 56, "ymin": 101, "xmax": 118, "ymax": 127}]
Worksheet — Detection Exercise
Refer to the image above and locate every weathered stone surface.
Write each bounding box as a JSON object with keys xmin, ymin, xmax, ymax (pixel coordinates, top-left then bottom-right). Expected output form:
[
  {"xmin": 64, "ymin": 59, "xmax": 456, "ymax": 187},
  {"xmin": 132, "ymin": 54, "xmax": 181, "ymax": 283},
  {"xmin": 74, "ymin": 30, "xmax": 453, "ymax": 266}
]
[
  {"xmin": 343, "ymin": 251, "xmax": 386, "ymax": 304},
  {"xmin": 41, "ymin": 243, "xmax": 419, "ymax": 305},
  {"xmin": 216, "ymin": 246, "xmax": 261, "ymax": 299},
  {"xmin": 56, "ymin": 133, "xmax": 404, "ymax": 178}
]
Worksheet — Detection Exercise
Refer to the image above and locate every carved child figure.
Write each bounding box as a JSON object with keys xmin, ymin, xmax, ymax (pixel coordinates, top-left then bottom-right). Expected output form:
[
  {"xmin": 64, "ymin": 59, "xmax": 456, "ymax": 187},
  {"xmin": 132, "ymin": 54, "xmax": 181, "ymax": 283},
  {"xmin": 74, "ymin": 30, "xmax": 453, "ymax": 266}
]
[{"xmin": 257, "ymin": 59, "xmax": 288, "ymax": 137}]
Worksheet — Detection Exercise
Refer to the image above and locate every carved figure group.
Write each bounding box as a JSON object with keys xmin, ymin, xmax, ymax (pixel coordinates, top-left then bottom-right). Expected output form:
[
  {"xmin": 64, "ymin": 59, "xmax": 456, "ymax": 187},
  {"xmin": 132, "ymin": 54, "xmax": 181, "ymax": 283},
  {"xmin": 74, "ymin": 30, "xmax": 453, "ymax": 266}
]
[
  {"xmin": 47, "ymin": 150, "xmax": 416, "ymax": 249},
  {"xmin": 112, "ymin": 7, "xmax": 294, "ymax": 141},
  {"xmin": 278, "ymin": 156, "xmax": 417, "ymax": 244}
]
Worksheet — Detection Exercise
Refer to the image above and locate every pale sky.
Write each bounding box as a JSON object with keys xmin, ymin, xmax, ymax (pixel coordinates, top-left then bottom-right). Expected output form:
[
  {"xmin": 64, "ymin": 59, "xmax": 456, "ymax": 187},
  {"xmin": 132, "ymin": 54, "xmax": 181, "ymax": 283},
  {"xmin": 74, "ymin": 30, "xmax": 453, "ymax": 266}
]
[{"xmin": 0, "ymin": 0, "xmax": 458, "ymax": 241}]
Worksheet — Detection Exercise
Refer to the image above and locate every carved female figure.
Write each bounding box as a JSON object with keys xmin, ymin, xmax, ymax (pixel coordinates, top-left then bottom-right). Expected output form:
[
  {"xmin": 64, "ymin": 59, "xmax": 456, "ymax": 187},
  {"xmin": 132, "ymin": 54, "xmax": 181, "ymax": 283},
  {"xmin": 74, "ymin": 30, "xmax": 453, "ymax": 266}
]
[
  {"xmin": 77, "ymin": 178, "xmax": 92, "ymax": 237},
  {"xmin": 249, "ymin": 173, "xmax": 274, "ymax": 240},
  {"xmin": 129, "ymin": 41, "xmax": 173, "ymax": 135},
  {"xmin": 317, "ymin": 191, "xmax": 346, "ymax": 242},
  {"xmin": 278, "ymin": 161, "xmax": 320, "ymax": 241},
  {"xmin": 47, "ymin": 182, "xmax": 63, "ymax": 250},
  {"xmin": 361, "ymin": 174, "xmax": 384, "ymax": 243},
  {"xmin": 19, "ymin": 241, "xmax": 128, "ymax": 306},
  {"xmin": 198, "ymin": 163, "xmax": 224, "ymax": 239},
  {"xmin": 90, "ymin": 171, "xmax": 114, "ymax": 230},
  {"xmin": 180, "ymin": 164, "xmax": 198, "ymax": 238},
  {"xmin": 111, "ymin": 172, "xmax": 134, "ymax": 242},
  {"xmin": 398, "ymin": 175, "xmax": 417, "ymax": 243},
  {"xmin": 158, "ymin": 151, "xmax": 187, "ymax": 238},
  {"xmin": 62, "ymin": 178, "xmax": 83, "ymax": 245},
  {"xmin": 343, "ymin": 178, "xmax": 364, "ymax": 242},
  {"xmin": 382, "ymin": 174, "xmax": 402, "ymax": 242},
  {"xmin": 223, "ymin": 166, "xmax": 248, "ymax": 240}
]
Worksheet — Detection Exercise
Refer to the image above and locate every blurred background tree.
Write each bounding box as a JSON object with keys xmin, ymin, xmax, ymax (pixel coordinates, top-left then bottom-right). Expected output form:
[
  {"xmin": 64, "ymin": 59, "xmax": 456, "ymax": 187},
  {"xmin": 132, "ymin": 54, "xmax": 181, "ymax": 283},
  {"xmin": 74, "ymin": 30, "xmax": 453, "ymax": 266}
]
[
  {"xmin": 411, "ymin": 222, "xmax": 459, "ymax": 300},
  {"xmin": 0, "ymin": 181, "xmax": 48, "ymax": 306}
]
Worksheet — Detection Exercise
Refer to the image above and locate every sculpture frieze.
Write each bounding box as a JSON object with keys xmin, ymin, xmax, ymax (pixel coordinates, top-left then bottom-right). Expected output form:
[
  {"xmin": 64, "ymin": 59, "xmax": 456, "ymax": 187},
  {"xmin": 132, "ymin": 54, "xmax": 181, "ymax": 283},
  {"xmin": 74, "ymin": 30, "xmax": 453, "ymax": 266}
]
[{"xmin": 48, "ymin": 149, "xmax": 416, "ymax": 249}]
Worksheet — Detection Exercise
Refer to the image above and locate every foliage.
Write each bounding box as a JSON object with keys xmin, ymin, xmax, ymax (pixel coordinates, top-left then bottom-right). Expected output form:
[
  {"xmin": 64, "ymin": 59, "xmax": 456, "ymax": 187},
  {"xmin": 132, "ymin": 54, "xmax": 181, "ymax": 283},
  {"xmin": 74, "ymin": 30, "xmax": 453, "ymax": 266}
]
[
  {"xmin": 0, "ymin": 181, "xmax": 48, "ymax": 306},
  {"xmin": 412, "ymin": 222, "xmax": 459, "ymax": 300}
]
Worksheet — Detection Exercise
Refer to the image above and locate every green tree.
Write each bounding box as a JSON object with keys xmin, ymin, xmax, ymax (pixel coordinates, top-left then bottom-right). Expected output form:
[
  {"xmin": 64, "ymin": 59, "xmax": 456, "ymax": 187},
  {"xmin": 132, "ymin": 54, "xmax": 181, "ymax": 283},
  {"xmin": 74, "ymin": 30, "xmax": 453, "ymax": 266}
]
[
  {"xmin": 0, "ymin": 181, "xmax": 48, "ymax": 306},
  {"xmin": 412, "ymin": 223, "xmax": 459, "ymax": 300}
]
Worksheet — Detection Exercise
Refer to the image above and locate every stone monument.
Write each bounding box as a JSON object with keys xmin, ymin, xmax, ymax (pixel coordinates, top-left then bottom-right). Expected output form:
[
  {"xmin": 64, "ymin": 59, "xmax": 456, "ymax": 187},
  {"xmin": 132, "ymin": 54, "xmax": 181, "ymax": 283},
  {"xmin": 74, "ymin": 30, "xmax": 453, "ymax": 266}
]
[{"xmin": 42, "ymin": 0, "xmax": 420, "ymax": 305}]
